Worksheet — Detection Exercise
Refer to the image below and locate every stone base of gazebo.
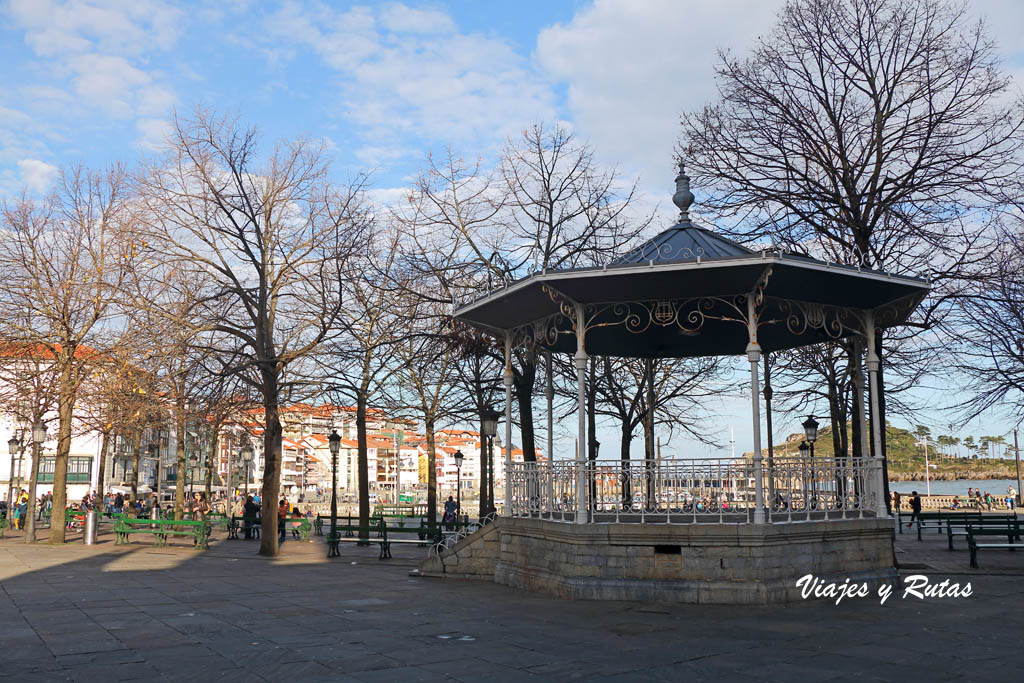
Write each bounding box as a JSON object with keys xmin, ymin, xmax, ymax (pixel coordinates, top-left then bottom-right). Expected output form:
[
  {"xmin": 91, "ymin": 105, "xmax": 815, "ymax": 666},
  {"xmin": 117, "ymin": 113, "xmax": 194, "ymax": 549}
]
[{"xmin": 418, "ymin": 517, "xmax": 896, "ymax": 605}]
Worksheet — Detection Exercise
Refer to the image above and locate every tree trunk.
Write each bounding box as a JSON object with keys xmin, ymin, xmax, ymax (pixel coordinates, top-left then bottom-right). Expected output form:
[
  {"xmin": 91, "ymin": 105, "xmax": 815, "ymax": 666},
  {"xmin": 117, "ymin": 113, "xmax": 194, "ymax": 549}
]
[
  {"xmin": 425, "ymin": 417, "xmax": 437, "ymax": 527},
  {"xmin": 587, "ymin": 359, "xmax": 598, "ymax": 511},
  {"xmin": 174, "ymin": 403, "xmax": 187, "ymax": 520},
  {"xmin": 204, "ymin": 431, "xmax": 214, "ymax": 503},
  {"xmin": 514, "ymin": 350, "xmax": 537, "ymax": 461},
  {"xmin": 356, "ymin": 390, "xmax": 370, "ymax": 542},
  {"xmin": 478, "ymin": 411, "xmax": 489, "ymax": 518},
  {"xmin": 763, "ymin": 353, "xmax": 774, "ymax": 504},
  {"xmin": 97, "ymin": 431, "xmax": 110, "ymax": 498},
  {"xmin": 620, "ymin": 419, "xmax": 632, "ymax": 505},
  {"xmin": 48, "ymin": 357, "xmax": 76, "ymax": 544},
  {"xmin": 258, "ymin": 384, "xmax": 283, "ymax": 557},
  {"xmin": 643, "ymin": 359, "xmax": 655, "ymax": 507},
  {"xmin": 874, "ymin": 332, "xmax": 892, "ymax": 514},
  {"xmin": 129, "ymin": 431, "xmax": 142, "ymax": 510},
  {"xmin": 849, "ymin": 340, "xmax": 865, "ymax": 461}
]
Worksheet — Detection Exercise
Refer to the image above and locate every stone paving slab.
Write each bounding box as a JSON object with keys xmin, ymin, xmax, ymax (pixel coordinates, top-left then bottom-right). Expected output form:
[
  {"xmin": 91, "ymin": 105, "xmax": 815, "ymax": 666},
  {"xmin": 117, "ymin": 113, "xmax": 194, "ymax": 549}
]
[{"xmin": 0, "ymin": 525, "xmax": 1021, "ymax": 680}]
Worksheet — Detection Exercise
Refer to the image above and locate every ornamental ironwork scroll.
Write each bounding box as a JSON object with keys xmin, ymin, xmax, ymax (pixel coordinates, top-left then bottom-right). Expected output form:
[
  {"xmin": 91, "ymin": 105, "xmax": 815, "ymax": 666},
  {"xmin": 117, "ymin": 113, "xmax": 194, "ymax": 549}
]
[{"xmin": 616, "ymin": 242, "xmax": 706, "ymax": 265}]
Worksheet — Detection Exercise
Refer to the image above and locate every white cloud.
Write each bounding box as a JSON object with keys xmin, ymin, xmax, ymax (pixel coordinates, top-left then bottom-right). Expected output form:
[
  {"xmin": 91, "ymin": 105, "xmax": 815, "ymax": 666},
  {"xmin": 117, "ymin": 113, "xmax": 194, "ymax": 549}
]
[
  {"xmin": 17, "ymin": 158, "xmax": 58, "ymax": 193},
  {"xmin": 135, "ymin": 118, "xmax": 171, "ymax": 151},
  {"xmin": 263, "ymin": 3, "xmax": 556, "ymax": 166},
  {"xmin": 7, "ymin": 0, "xmax": 182, "ymax": 57},
  {"xmin": 379, "ymin": 3, "xmax": 455, "ymax": 34},
  {"xmin": 5, "ymin": 0, "xmax": 182, "ymax": 147},
  {"xmin": 537, "ymin": 0, "xmax": 783, "ymax": 199}
]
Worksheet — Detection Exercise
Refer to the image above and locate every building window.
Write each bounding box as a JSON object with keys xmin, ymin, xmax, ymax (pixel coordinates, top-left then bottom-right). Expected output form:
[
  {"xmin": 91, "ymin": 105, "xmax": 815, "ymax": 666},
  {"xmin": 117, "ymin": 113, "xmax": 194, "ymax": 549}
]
[{"xmin": 37, "ymin": 456, "xmax": 92, "ymax": 484}]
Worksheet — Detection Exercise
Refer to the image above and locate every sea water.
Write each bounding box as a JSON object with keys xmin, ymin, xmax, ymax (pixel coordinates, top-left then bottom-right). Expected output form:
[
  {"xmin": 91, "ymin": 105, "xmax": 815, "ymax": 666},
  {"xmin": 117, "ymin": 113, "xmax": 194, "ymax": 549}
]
[{"xmin": 890, "ymin": 478, "xmax": 1020, "ymax": 496}]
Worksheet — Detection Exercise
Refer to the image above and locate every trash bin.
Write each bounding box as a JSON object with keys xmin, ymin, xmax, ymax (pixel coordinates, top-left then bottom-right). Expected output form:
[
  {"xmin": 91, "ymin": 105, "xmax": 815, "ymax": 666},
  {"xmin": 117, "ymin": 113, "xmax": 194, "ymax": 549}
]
[{"xmin": 84, "ymin": 509, "xmax": 97, "ymax": 545}]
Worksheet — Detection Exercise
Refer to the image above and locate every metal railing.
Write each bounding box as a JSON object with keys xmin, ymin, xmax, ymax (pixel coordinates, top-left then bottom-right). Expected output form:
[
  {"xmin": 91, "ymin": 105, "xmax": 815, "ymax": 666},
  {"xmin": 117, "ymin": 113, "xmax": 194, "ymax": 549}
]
[{"xmin": 508, "ymin": 456, "xmax": 882, "ymax": 524}]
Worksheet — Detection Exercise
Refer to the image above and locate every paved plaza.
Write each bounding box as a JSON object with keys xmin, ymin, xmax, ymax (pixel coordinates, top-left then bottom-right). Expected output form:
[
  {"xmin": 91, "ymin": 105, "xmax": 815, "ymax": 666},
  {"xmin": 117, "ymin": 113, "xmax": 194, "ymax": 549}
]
[{"xmin": 0, "ymin": 523, "xmax": 1020, "ymax": 681}]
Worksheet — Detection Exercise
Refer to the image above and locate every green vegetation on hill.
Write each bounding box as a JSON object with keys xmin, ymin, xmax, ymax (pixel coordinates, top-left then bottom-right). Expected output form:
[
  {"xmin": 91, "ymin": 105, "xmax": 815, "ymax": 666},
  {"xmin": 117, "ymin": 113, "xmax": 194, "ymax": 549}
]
[{"xmin": 769, "ymin": 423, "xmax": 1019, "ymax": 481}]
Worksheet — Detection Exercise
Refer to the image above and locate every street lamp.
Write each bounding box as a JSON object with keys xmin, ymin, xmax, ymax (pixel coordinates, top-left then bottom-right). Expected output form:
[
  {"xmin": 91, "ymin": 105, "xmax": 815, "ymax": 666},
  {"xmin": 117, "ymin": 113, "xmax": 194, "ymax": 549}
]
[
  {"xmin": 802, "ymin": 415, "xmax": 819, "ymax": 457},
  {"xmin": 453, "ymin": 449, "xmax": 464, "ymax": 519},
  {"xmin": 240, "ymin": 444, "xmax": 254, "ymax": 498},
  {"xmin": 328, "ymin": 430, "xmax": 341, "ymax": 535},
  {"xmin": 481, "ymin": 406, "xmax": 500, "ymax": 517}
]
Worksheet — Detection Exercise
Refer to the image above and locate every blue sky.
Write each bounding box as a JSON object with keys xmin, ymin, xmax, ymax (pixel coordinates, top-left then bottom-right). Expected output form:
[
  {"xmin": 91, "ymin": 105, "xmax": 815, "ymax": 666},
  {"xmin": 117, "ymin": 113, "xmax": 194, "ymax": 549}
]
[{"xmin": 2, "ymin": 0, "xmax": 1023, "ymax": 455}]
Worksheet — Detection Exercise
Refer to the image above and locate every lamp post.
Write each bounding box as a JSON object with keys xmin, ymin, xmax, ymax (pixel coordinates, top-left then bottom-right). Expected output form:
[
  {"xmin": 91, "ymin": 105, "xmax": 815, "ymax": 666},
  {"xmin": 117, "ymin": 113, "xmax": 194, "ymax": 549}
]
[
  {"xmin": 481, "ymin": 406, "xmax": 499, "ymax": 518},
  {"xmin": 24, "ymin": 421, "xmax": 46, "ymax": 542},
  {"xmin": 798, "ymin": 440, "xmax": 810, "ymax": 510},
  {"xmin": 802, "ymin": 415, "xmax": 819, "ymax": 508},
  {"xmin": 328, "ymin": 430, "xmax": 341, "ymax": 534},
  {"xmin": 7, "ymin": 431, "xmax": 22, "ymax": 517},
  {"xmin": 240, "ymin": 444, "xmax": 253, "ymax": 498},
  {"xmin": 453, "ymin": 449, "xmax": 464, "ymax": 518}
]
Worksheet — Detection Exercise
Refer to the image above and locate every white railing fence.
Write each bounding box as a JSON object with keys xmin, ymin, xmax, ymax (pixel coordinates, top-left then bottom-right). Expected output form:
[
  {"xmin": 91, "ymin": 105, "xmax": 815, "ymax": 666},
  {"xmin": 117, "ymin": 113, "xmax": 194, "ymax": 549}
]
[{"xmin": 508, "ymin": 456, "xmax": 882, "ymax": 524}]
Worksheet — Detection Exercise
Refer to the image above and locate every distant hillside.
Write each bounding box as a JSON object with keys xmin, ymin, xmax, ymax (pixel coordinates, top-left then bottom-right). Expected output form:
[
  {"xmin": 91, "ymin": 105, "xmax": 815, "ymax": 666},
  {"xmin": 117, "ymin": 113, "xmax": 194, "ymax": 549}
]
[{"xmin": 768, "ymin": 423, "xmax": 1019, "ymax": 481}]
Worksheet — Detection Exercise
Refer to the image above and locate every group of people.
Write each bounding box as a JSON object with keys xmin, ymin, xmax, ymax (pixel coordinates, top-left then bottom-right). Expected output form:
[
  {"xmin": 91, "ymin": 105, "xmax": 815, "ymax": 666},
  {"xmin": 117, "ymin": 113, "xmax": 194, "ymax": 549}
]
[
  {"xmin": 1, "ymin": 489, "xmax": 32, "ymax": 528},
  {"xmin": 954, "ymin": 486, "xmax": 1018, "ymax": 511},
  {"xmin": 894, "ymin": 485, "xmax": 1019, "ymax": 523}
]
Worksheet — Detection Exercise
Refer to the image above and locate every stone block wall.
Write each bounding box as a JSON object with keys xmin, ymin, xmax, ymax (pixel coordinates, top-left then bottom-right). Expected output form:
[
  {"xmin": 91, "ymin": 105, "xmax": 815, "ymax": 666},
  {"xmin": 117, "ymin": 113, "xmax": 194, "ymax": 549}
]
[{"xmin": 419, "ymin": 517, "xmax": 896, "ymax": 604}]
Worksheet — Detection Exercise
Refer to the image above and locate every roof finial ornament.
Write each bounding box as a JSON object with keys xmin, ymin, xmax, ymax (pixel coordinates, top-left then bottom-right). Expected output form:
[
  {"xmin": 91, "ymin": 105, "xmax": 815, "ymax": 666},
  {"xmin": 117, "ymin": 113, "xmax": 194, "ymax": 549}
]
[{"xmin": 672, "ymin": 160, "xmax": 694, "ymax": 222}]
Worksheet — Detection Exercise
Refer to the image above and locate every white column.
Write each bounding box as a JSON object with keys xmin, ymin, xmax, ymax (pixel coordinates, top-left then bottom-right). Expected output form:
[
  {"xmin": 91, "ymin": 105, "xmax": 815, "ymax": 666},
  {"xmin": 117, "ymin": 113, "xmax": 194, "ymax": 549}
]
[
  {"xmin": 864, "ymin": 311, "xmax": 888, "ymax": 517},
  {"xmin": 546, "ymin": 351, "xmax": 554, "ymax": 464},
  {"xmin": 503, "ymin": 332, "xmax": 514, "ymax": 517},
  {"xmin": 746, "ymin": 295, "xmax": 766, "ymax": 524},
  {"xmin": 574, "ymin": 303, "xmax": 588, "ymax": 524},
  {"xmin": 546, "ymin": 350, "xmax": 554, "ymax": 519}
]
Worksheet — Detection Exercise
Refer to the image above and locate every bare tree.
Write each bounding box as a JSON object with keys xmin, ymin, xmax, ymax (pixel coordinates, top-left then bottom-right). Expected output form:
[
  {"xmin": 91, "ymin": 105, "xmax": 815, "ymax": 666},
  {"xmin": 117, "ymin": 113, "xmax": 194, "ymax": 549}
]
[
  {"xmin": 409, "ymin": 124, "xmax": 650, "ymax": 464},
  {"xmin": 318, "ymin": 226, "xmax": 400, "ymax": 537},
  {"xmin": 136, "ymin": 109, "xmax": 369, "ymax": 556},
  {"xmin": 0, "ymin": 165, "xmax": 134, "ymax": 542},
  {"xmin": 956, "ymin": 219, "xmax": 1024, "ymax": 421},
  {"xmin": 679, "ymin": 0, "xmax": 1021, "ymax": 493}
]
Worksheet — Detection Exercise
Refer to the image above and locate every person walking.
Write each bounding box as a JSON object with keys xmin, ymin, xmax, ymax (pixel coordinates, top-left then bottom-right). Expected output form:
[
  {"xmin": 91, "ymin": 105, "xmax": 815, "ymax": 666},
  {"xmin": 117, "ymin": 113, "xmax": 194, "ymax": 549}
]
[
  {"xmin": 906, "ymin": 491, "xmax": 922, "ymax": 529},
  {"xmin": 893, "ymin": 491, "xmax": 902, "ymax": 513},
  {"xmin": 1008, "ymin": 486, "xmax": 1017, "ymax": 511},
  {"xmin": 278, "ymin": 499, "xmax": 288, "ymax": 542}
]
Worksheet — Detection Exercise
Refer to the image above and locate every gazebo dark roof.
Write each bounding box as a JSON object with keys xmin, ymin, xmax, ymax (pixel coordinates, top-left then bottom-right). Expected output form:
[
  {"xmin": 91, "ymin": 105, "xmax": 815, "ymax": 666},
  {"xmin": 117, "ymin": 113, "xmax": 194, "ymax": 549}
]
[
  {"xmin": 612, "ymin": 222, "xmax": 754, "ymax": 265},
  {"xmin": 454, "ymin": 164, "xmax": 930, "ymax": 359}
]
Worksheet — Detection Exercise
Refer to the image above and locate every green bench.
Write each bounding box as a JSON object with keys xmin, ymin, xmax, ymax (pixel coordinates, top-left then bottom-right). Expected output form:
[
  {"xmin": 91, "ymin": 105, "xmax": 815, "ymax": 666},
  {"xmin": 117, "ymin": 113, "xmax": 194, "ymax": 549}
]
[
  {"xmin": 316, "ymin": 514, "xmax": 383, "ymax": 536},
  {"xmin": 947, "ymin": 515, "xmax": 1020, "ymax": 550},
  {"xmin": 114, "ymin": 517, "xmax": 212, "ymax": 549},
  {"xmin": 227, "ymin": 514, "xmax": 261, "ymax": 539},
  {"xmin": 327, "ymin": 520, "xmax": 392, "ymax": 559},
  {"xmin": 901, "ymin": 511, "xmax": 982, "ymax": 540},
  {"xmin": 968, "ymin": 525, "xmax": 1024, "ymax": 568}
]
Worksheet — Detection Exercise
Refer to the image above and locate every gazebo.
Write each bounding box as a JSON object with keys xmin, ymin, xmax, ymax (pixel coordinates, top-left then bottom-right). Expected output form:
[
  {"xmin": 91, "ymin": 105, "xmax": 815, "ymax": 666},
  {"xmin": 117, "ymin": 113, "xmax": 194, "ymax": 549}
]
[{"xmin": 421, "ymin": 164, "xmax": 930, "ymax": 603}]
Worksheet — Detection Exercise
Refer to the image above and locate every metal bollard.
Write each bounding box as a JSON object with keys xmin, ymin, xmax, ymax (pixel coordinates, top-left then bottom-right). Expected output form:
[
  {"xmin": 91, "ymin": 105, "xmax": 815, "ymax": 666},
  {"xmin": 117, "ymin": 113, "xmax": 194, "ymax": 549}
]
[{"xmin": 84, "ymin": 510, "xmax": 97, "ymax": 545}]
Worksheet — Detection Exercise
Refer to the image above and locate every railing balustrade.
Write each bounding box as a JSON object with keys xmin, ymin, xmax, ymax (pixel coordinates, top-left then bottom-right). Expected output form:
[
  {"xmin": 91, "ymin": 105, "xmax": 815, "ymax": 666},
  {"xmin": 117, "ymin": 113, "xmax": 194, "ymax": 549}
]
[{"xmin": 508, "ymin": 456, "xmax": 881, "ymax": 524}]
